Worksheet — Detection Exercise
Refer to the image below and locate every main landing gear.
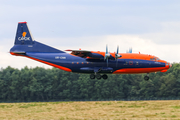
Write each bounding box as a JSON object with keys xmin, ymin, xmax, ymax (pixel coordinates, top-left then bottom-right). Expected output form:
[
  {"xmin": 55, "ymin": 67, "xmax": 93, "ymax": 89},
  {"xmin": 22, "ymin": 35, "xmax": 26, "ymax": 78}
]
[
  {"xmin": 144, "ymin": 73, "xmax": 149, "ymax": 81},
  {"xmin": 90, "ymin": 73, "xmax": 150, "ymax": 80},
  {"xmin": 90, "ymin": 74, "xmax": 108, "ymax": 80}
]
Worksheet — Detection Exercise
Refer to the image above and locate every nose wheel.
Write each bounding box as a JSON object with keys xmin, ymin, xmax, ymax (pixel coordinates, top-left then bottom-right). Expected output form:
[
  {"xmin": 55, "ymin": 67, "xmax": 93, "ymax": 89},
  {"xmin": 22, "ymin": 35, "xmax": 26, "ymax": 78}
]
[
  {"xmin": 90, "ymin": 74, "xmax": 108, "ymax": 80},
  {"xmin": 144, "ymin": 73, "xmax": 149, "ymax": 80}
]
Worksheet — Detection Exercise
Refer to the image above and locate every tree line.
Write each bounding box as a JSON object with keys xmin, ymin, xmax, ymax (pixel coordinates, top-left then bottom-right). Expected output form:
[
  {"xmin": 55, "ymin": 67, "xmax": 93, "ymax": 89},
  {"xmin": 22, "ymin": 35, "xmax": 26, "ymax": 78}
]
[{"xmin": 0, "ymin": 63, "xmax": 180, "ymax": 102}]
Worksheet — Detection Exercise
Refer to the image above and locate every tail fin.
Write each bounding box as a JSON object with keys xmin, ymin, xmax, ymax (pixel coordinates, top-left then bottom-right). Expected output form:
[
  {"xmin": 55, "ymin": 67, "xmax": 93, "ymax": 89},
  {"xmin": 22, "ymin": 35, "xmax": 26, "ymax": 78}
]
[
  {"xmin": 10, "ymin": 22, "xmax": 65, "ymax": 53},
  {"xmin": 15, "ymin": 22, "xmax": 34, "ymax": 45}
]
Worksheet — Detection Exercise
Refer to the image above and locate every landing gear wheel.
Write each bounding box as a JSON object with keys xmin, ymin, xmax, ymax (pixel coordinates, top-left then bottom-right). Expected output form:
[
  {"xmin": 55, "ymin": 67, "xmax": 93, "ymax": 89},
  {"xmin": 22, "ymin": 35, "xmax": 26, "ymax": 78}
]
[
  {"xmin": 144, "ymin": 76, "xmax": 149, "ymax": 81},
  {"xmin": 96, "ymin": 74, "xmax": 101, "ymax": 79},
  {"xmin": 90, "ymin": 74, "xmax": 95, "ymax": 79},
  {"xmin": 102, "ymin": 74, "xmax": 108, "ymax": 79}
]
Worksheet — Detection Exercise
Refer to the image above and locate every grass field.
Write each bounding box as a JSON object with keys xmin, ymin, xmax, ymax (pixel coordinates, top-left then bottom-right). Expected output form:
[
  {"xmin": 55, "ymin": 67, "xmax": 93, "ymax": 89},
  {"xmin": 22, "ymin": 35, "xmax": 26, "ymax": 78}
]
[{"xmin": 0, "ymin": 100, "xmax": 180, "ymax": 119}]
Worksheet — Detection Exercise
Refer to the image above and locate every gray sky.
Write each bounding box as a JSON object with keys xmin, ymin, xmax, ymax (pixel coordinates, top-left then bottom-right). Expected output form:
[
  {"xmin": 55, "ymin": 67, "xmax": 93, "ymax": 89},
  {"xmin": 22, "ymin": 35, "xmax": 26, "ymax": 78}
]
[{"xmin": 1, "ymin": 0, "xmax": 180, "ymax": 69}]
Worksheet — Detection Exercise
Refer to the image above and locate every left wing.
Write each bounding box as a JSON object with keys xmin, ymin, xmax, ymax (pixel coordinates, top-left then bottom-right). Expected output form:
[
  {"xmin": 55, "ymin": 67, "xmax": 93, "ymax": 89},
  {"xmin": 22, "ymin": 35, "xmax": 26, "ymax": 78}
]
[
  {"xmin": 65, "ymin": 49, "xmax": 92, "ymax": 58},
  {"xmin": 65, "ymin": 49, "xmax": 105, "ymax": 59}
]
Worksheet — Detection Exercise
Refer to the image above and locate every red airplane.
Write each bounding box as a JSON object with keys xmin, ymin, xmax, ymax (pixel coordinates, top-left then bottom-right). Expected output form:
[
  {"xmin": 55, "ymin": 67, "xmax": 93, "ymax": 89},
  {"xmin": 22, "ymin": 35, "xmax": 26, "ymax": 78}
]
[{"xmin": 10, "ymin": 22, "xmax": 171, "ymax": 80}]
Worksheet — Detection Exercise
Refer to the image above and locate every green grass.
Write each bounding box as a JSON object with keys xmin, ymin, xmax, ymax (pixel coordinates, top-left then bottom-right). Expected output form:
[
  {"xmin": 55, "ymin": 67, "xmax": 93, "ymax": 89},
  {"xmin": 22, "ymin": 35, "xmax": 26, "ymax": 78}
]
[
  {"xmin": 172, "ymin": 105, "xmax": 180, "ymax": 109},
  {"xmin": 0, "ymin": 105, "xmax": 14, "ymax": 108},
  {"xmin": 0, "ymin": 100, "xmax": 180, "ymax": 119}
]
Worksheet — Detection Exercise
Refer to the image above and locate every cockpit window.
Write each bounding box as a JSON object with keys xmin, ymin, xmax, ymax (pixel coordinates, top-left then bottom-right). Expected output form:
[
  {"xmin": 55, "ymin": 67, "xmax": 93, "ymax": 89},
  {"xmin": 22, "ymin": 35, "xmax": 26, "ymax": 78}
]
[
  {"xmin": 150, "ymin": 57, "xmax": 160, "ymax": 61},
  {"xmin": 156, "ymin": 58, "xmax": 160, "ymax": 60}
]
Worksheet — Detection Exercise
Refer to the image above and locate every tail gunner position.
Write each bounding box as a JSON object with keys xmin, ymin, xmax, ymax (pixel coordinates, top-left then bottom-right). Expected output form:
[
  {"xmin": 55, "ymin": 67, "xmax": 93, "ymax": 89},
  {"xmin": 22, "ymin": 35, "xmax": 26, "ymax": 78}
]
[{"xmin": 10, "ymin": 22, "xmax": 171, "ymax": 80}]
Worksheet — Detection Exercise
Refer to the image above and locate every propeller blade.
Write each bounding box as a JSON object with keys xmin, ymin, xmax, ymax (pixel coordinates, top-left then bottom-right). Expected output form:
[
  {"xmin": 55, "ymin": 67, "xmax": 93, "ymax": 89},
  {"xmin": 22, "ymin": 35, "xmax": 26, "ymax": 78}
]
[
  {"xmin": 116, "ymin": 46, "xmax": 119, "ymax": 67},
  {"xmin": 117, "ymin": 46, "xmax": 119, "ymax": 54},
  {"xmin": 126, "ymin": 47, "xmax": 132, "ymax": 53},
  {"xmin": 129, "ymin": 47, "xmax": 132, "ymax": 53},
  {"xmin": 105, "ymin": 45, "xmax": 110, "ymax": 66},
  {"xmin": 107, "ymin": 58, "xmax": 108, "ymax": 67},
  {"xmin": 106, "ymin": 45, "xmax": 108, "ymax": 54},
  {"xmin": 116, "ymin": 59, "xmax": 118, "ymax": 67}
]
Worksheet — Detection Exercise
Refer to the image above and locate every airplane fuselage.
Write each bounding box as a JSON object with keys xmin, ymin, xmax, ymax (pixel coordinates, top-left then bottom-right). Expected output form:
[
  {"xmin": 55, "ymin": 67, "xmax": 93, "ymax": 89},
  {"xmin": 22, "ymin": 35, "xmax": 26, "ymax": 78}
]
[
  {"xmin": 11, "ymin": 48, "xmax": 170, "ymax": 74},
  {"xmin": 10, "ymin": 22, "xmax": 171, "ymax": 80}
]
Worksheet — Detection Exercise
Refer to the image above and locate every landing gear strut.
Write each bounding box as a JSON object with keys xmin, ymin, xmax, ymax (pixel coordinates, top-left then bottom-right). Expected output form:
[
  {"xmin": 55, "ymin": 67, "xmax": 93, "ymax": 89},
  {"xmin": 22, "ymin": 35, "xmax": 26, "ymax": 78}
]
[
  {"xmin": 89, "ymin": 74, "xmax": 108, "ymax": 80},
  {"xmin": 144, "ymin": 73, "xmax": 149, "ymax": 81}
]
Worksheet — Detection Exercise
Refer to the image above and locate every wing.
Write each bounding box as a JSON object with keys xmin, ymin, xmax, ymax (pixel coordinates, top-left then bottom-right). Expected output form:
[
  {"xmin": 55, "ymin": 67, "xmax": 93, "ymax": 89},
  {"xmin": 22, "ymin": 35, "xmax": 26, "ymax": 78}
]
[
  {"xmin": 65, "ymin": 49, "xmax": 105, "ymax": 59},
  {"xmin": 65, "ymin": 49, "xmax": 92, "ymax": 58}
]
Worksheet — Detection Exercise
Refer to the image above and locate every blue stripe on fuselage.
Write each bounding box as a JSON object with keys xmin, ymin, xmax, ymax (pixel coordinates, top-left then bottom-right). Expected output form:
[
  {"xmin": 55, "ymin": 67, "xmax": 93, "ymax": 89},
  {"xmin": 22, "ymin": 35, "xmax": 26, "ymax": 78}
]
[{"xmin": 25, "ymin": 52, "xmax": 166, "ymax": 73}]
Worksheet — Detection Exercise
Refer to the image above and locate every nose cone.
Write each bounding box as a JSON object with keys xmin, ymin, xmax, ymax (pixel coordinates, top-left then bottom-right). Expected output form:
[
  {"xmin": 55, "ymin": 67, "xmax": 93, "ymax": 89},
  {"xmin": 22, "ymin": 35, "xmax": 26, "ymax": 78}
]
[
  {"xmin": 159, "ymin": 60, "xmax": 171, "ymax": 69},
  {"xmin": 159, "ymin": 61, "xmax": 171, "ymax": 73},
  {"xmin": 168, "ymin": 62, "xmax": 172, "ymax": 68},
  {"xmin": 165, "ymin": 62, "xmax": 171, "ymax": 69}
]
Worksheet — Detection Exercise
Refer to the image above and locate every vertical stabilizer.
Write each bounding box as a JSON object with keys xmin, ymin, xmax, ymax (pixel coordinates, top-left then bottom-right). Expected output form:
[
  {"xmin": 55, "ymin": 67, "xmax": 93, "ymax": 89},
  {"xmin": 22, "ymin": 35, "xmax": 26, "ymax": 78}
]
[
  {"xmin": 15, "ymin": 22, "xmax": 34, "ymax": 45},
  {"xmin": 11, "ymin": 22, "xmax": 65, "ymax": 53}
]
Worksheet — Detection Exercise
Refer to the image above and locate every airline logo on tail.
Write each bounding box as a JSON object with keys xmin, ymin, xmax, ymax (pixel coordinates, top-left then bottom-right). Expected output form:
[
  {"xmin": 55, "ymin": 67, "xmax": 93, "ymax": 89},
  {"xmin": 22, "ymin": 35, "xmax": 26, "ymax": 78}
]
[{"xmin": 18, "ymin": 32, "xmax": 30, "ymax": 41}]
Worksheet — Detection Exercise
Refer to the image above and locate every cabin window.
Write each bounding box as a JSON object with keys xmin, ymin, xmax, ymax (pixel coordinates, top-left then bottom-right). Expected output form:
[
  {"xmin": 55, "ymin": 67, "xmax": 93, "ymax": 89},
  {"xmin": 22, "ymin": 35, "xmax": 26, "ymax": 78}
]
[
  {"xmin": 82, "ymin": 62, "xmax": 84, "ymax": 64},
  {"xmin": 87, "ymin": 62, "xmax": 89, "ymax": 64},
  {"xmin": 153, "ymin": 58, "xmax": 155, "ymax": 61},
  {"xmin": 72, "ymin": 62, "xmax": 74, "ymax": 64},
  {"xmin": 77, "ymin": 62, "xmax": 79, "ymax": 64},
  {"xmin": 129, "ymin": 61, "xmax": 133, "ymax": 65},
  {"xmin": 150, "ymin": 58, "xmax": 153, "ymax": 61},
  {"xmin": 124, "ymin": 61, "xmax": 128, "ymax": 65},
  {"xmin": 136, "ymin": 62, "xmax": 138, "ymax": 65}
]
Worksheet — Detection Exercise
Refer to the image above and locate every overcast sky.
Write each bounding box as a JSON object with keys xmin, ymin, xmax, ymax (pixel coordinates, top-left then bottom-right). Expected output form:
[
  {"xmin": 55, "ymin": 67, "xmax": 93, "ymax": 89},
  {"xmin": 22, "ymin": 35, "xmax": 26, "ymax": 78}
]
[{"xmin": 1, "ymin": 0, "xmax": 180, "ymax": 69}]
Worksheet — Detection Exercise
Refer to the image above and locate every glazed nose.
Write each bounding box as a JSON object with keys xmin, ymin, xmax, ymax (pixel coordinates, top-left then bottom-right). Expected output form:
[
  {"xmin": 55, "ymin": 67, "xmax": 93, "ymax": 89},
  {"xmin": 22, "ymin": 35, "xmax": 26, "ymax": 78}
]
[
  {"xmin": 167, "ymin": 62, "xmax": 172, "ymax": 68},
  {"xmin": 170, "ymin": 63, "xmax": 172, "ymax": 68}
]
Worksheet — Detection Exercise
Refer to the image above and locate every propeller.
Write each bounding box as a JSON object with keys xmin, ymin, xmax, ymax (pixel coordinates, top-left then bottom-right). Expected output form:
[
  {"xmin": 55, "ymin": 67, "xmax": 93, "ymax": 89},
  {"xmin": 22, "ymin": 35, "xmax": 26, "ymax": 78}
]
[
  {"xmin": 115, "ymin": 46, "xmax": 122, "ymax": 59},
  {"xmin": 104, "ymin": 45, "xmax": 110, "ymax": 67},
  {"xmin": 115, "ymin": 46, "xmax": 122, "ymax": 66},
  {"xmin": 126, "ymin": 47, "xmax": 132, "ymax": 53},
  {"xmin": 104, "ymin": 45, "xmax": 122, "ymax": 67}
]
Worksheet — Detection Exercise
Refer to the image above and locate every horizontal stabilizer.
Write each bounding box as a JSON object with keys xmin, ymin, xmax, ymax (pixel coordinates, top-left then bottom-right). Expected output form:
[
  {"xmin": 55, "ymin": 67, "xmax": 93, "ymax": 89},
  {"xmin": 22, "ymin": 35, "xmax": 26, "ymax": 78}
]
[{"xmin": 12, "ymin": 51, "xmax": 26, "ymax": 54}]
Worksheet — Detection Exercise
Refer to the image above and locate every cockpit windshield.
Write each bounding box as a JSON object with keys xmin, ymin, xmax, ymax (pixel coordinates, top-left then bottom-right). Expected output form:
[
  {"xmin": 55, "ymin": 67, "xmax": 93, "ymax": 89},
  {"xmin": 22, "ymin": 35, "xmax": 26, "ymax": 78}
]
[
  {"xmin": 156, "ymin": 57, "xmax": 160, "ymax": 60},
  {"xmin": 150, "ymin": 57, "xmax": 160, "ymax": 61}
]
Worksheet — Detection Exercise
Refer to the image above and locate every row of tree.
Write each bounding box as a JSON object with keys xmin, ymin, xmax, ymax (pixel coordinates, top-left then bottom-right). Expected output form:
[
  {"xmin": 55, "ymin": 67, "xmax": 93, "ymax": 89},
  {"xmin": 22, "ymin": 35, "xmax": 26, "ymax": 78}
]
[{"xmin": 0, "ymin": 63, "xmax": 180, "ymax": 102}]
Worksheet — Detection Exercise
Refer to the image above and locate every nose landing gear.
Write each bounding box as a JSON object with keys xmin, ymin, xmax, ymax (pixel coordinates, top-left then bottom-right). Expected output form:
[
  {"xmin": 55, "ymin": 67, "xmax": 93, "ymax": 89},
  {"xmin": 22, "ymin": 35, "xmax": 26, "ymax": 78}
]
[{"xmin": 144, "ymin": 73, "xmax": 149, "ymax": 81}]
